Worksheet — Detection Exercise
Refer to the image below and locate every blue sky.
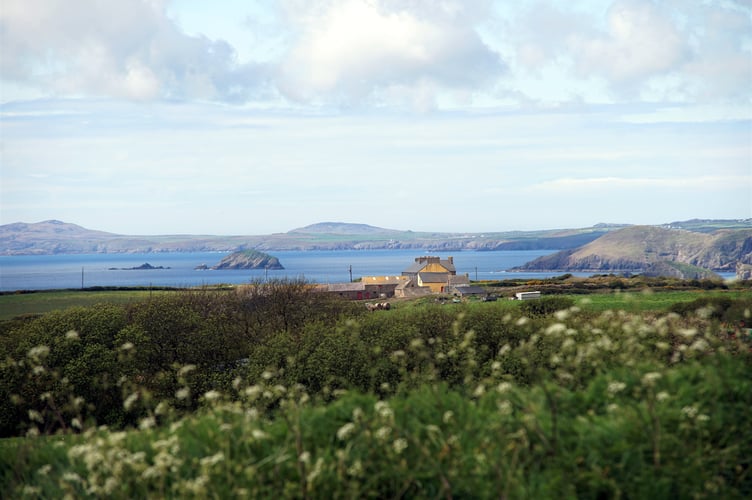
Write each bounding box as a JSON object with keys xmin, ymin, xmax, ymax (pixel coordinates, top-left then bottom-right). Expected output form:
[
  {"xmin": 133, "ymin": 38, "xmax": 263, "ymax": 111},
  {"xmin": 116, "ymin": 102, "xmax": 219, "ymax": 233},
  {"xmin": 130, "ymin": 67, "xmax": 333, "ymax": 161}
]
[{"xmin": 1, "ymin": 0, "xmax": 750, "ymax": 235}]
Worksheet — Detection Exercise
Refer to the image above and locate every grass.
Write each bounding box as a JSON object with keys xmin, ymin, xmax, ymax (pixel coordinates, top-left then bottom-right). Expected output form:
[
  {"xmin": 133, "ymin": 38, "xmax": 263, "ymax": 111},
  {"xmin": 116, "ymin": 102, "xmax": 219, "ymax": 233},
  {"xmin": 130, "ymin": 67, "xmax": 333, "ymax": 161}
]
[{"xmin": 571, "ymin": 289, "xmax": 750, "ymax": 313}]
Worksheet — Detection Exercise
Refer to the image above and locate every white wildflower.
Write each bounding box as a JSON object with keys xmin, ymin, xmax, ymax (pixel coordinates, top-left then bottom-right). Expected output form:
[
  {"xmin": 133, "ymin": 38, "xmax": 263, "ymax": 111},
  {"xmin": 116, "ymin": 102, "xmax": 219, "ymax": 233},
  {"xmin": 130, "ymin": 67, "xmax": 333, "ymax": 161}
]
[
  {"xmin": 690, "ymin": 338, "xmax": 709, "ymax": 352},
  {"xmin": 120, "ymin": 342, "xmax": 134, "ymax": 351},
  {"xmin": 496, "ymin": 381, "xmax": 513, "ymax": 394},
  {"xmin": 473, "ymin": 384, "xmax": 486, "ymax": 398},
  {"xmin": 682, "ymin": 405, "xmax": 699, "ymax": 419},
  {"xmin": 352, "ymin": 407, "xmax": 364, "ymax": 422},
  {"xmin": 656, "ymin": 391, "xmax": 670, "ymax": 403},
  {"xmin": 561, "ymin": 338, "xmax": 575, "ymax": 350},
  {"xmin": 498, "ymin": 400, "xmax": 513, "ymax": 416},
  {"xmin": 655, "ymin": 341, "xmax": 670, "ymax": 351},
  {"xmin": 641, "ymin": 372, "xmax": 662, "ymax": 387},
  {"xmin": 347, "ymin": 459, "xmax": 363, "ymax": 477},
  {"xmin": 65, "ymin": 330, "xmax": 79, "ymax": 340},
  {"xmin": 175, "ymin": 387, "xmax": 190, "ymax": 400},
  {"xmin": 678, "ymin": 328, "xmax": 697, "ymax": 339},
  {"xmin": 178, "ymin": 364, "xmax": 196, "ymax": 377},
  {"xmin": 392, "ymin": 438, "xmax": 408, "ymax": 454},
  {"xmin": 374, "ymin": 401, "xmax": 393, "ymax": 420},
  {"xmin": 138, "ymin": 416, "xmax": 156, "ymax": 430},
  {"xmin": 307, "ymin": 458, "xmax": 324, "ymax": 484},
  {"xmin": 200, "ymin": 452, "xmax": 225, "ymax": 468},
  {"xmin": 607, "ymin": 381, "xmax": 627, "ymax": 396},
  {"xmin": 336, "ymin": 422, "xmax": 356, "ymax": 441},
  {"xmin": 123, "ymin": 392, "xmax": 139, "ymax": 411},
  {"xmin": 554, "ymin": 310, "xmax": 570, "ymax": 321},
  {"xmin": 376, "ymin": 426, "xmax": 392, "ymax": 441},
  {"xmin": 27, "ymin": 345, "xmax": 50, "ymax": 360},
  {"xmin": 251, "ymin": 429, "xmax": 269, "ymax": 440},
  {"xmin": 442, "ymin": 411, "xmax": 454, "ymax": 424},
  {"xmin": 203, "ymin": 390, "xmax": 221, "ymax": 402},
  {"xmin": 245, "ymin": 385, "xmax": 262, "ymax": 400}
]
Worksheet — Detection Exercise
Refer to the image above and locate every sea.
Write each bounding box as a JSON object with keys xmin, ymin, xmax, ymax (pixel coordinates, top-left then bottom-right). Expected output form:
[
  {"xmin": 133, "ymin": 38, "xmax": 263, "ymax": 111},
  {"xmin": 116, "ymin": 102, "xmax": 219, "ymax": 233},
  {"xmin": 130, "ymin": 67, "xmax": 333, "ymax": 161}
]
[{"xmin": 0, "ymin": 249, "xmax": 589, "ymax": 292}]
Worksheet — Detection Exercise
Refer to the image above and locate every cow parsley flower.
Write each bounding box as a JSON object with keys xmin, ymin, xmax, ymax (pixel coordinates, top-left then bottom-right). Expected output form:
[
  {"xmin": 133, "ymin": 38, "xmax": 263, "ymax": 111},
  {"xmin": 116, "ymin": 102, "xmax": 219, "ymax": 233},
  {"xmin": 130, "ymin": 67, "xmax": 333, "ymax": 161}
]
[
  {"xmin": 607, "ymin": 381, "xmax": 627, "ymax": 395},
  {"xmin": 393, "ymin": 438, "xmax": 408, "ymax": 454},
  {"xmin": 336, "ymin": 422, "xmax": 356, "ymax": 441}
]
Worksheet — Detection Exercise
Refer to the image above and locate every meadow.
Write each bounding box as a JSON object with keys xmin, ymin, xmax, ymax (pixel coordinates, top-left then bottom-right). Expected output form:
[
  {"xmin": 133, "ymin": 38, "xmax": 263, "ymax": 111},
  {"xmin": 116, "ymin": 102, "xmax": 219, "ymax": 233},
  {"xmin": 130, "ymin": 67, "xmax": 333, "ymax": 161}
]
[{"xmin": 1, "ymin": 277, "xmax": 751, "ymax": 498}]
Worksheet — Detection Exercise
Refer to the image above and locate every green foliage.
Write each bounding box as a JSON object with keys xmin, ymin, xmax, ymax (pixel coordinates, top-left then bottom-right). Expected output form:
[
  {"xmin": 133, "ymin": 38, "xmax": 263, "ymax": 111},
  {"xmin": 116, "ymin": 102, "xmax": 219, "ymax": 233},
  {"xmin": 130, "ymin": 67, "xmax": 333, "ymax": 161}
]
[
  {"xmin": 518, "ymin": 296, "xmax": 576, "ymax": 316},
  {"xmin": 2, "ymin": 284, "xmax": 752, "ymax": 498}
]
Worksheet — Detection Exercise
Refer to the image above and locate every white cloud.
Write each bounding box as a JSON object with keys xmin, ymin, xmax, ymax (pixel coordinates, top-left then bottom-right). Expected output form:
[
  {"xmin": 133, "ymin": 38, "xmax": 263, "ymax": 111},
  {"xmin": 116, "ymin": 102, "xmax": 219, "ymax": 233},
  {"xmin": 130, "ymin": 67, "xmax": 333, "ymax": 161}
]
[
  {"xmin": 571, "ymin": 1, "xmax": 688, "ymax": 83},
  {"xmin": 0, "ymin": 0, "xmax": 267, "ymax": 102},
  {"xmin": 529, "ymin": 175, "xmax": 750, "ymax": 193},
  {"xmin": 504, "ymin": 0, "xmax": 752, "ymax": 103},
  {"xmin": 276, "ymin": 0, "xmax": 503, "ymax": 106}
]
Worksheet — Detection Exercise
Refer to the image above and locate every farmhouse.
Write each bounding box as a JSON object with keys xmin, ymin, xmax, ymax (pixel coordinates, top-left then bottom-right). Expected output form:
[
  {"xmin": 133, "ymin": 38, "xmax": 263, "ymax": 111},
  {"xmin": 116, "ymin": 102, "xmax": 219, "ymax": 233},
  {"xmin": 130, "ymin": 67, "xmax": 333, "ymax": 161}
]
[
  {"xmin": 402, "ymin": 256, "xmax": 468, "ymax": 293},
  {"xmin": 319, "ymin": 255, "xmax": 477, "ymax": 300}
]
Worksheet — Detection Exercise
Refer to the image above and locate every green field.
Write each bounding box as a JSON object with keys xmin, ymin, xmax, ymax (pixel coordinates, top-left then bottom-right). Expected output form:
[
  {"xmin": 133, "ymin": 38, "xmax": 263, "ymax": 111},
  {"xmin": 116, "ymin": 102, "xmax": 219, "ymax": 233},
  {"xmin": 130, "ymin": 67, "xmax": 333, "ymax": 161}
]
[
  {"xmin": 0, "ymin": 289, "xmax": 175, "ymax": 321},
  {"xmin": 571, "ymin": 289, "xmax": 750, "ymax": 312}
]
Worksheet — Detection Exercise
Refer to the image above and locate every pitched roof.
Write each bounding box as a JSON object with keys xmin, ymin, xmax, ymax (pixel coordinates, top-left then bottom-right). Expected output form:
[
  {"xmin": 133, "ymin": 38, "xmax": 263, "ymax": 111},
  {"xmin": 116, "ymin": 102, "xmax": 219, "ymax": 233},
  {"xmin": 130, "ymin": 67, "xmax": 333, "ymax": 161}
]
[
  {"xmin": 403, "ymin": 256, "xmax": 456, "ymax": 274},
  {"xmin": 418, "ymin": 272, "xmax": 450, "ymax": 283},
  {"xmin": 327, "ymin": 282, "xmax": 365, "ymax": 292},
  {"xmin": 448, "ymin": 274, "xmax": 470, "ymax": 285}
]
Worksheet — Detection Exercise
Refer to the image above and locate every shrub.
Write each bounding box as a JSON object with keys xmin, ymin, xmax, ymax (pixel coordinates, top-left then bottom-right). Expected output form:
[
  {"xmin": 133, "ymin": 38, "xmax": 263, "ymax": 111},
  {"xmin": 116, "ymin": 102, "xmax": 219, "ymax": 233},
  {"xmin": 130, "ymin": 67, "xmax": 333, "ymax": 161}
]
[{"xmin": 518, "ymin": 296, "xmax": 575, "ymax": 316}]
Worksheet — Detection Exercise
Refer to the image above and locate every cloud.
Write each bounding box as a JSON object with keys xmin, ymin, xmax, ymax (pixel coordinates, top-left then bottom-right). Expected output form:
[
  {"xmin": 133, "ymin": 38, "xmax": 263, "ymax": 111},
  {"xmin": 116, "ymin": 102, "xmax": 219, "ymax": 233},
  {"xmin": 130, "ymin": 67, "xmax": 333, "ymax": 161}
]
[
  {"xmin": 508, "ymin": 0, "xmax": 752, "ymax": 103},
  {"xmin": 0, "ymin": 0, "xmax": 268, "ymax": 102},
  {"xmin": 529, "ymin": 175, "xmax": 749, "ymax": 193},
  {"xmin": 276, "ymin": 0, "xmax": 504, "ymax": 106},
  {"xmin": 571, "ymin": 1, "xmax": 688, "ymax": 83}
]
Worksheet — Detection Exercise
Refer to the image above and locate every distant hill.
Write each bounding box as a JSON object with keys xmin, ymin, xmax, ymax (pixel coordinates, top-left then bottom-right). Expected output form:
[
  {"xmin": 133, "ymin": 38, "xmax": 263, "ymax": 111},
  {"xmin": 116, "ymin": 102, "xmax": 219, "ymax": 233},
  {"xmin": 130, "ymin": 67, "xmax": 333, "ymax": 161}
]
[
  {"xmin": 2, "ymin": 219, "xmax": 749, "ymax": 257},
  {"xmin": 514, "ymin": 225, "xmax": 752, "ymax": 278},
  {"xmin": 289, "ymin": 222, "xmax": 401, "ymax": 235}
]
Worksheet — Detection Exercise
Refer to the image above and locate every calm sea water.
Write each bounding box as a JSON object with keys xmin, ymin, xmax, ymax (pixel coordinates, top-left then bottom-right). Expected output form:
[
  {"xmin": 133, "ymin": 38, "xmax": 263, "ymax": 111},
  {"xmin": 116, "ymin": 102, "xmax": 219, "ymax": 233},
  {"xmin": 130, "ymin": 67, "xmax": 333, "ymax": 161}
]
[{"xmin": 0, "ymin": 249, "xmax": 593, "ymax": 292}]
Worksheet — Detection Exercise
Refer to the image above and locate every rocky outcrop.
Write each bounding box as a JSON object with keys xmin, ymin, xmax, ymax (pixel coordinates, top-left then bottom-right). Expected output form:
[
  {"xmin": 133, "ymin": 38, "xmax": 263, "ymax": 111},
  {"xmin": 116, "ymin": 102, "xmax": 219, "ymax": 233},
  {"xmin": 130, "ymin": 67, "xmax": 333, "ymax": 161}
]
[
  {"xmin": 737, "ymin": 263, "xmax": 752, "ymax": 281},
  {"xmin": 210, "ymin": 250, "xmax": 284, "ymax": 270}
]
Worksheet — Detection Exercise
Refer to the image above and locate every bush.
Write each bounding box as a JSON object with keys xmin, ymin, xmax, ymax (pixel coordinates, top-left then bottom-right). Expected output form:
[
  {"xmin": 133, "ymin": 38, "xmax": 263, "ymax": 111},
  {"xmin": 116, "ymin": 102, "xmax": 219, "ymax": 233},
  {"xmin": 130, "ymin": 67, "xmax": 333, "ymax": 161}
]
[{"xmin": 518, "ymin": 296, "xmax": 575, "ymax": 316}]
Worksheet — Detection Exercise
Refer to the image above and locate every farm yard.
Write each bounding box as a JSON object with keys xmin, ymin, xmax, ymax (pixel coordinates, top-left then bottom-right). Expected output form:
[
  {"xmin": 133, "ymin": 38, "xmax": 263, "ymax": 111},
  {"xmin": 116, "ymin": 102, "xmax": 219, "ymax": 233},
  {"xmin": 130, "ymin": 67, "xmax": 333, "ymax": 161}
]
[{"xmin": 1, "ymin": 276, "xmax": 751, "ymax": 498}]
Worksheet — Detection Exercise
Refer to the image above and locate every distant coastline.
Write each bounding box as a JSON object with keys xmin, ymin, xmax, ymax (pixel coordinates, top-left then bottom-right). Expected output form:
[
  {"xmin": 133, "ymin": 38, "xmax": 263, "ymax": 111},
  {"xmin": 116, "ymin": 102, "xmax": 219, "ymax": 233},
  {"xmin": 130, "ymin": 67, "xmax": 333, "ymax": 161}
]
[{"xmin": 3, "ymin": 218, "xmax": 750, "ymax": 256}]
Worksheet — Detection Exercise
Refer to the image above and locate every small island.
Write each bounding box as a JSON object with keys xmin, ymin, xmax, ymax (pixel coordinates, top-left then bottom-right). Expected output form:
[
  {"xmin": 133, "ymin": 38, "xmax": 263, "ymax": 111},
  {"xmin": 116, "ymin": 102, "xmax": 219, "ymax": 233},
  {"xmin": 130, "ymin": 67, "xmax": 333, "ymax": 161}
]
[
  {"xmin": 203, "ymin": 250, "xmax": 284, "ymax": 270},
  {"xmin": 109, "ymin": 263, "xmax": 170, "ymax": 270}
]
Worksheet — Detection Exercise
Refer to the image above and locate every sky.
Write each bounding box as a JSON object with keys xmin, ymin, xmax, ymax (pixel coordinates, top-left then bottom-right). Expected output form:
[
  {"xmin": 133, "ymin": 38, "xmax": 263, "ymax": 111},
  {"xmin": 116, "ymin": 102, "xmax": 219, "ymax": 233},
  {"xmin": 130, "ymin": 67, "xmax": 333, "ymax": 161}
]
[{"xmin": 1, "ymin": 0, "xmax": 751, "ymax": 235}]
